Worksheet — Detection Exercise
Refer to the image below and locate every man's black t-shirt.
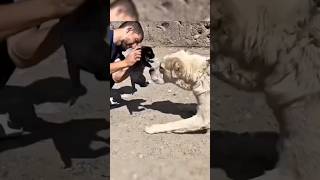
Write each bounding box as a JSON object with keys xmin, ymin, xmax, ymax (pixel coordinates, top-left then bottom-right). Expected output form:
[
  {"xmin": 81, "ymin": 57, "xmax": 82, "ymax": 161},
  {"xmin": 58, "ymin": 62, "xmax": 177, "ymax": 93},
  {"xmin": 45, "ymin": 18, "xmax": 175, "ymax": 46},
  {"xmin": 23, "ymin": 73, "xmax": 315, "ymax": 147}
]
[{"xmin": 108, "ymin": 30, "xmax": 125, "ymax": 62}]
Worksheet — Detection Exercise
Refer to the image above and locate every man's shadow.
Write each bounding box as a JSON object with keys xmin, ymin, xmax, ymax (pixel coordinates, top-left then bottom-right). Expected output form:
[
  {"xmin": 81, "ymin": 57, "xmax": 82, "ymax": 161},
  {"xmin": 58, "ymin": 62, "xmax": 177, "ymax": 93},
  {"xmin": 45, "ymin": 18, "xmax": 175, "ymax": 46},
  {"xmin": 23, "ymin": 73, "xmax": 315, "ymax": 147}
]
[
  {"xmin": 211, "ymin": 130, "xmax": 279, "ymax": 180},
  {"xmin": 0, "ymin": 77, "xmax": 109, "ymax": 168},
  {"xmin": 0, "ymin": 77, "xmax": 87, "ymax": 130}
]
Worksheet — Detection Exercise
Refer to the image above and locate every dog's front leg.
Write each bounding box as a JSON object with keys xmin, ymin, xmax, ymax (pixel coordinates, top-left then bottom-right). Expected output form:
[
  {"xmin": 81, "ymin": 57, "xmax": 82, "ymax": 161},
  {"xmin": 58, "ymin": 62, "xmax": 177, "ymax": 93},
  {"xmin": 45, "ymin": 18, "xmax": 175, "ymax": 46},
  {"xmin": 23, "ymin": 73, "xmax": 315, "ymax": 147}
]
[{"xmin": 145, "ymin": 115, "xmax": 208, "ymax": 134}]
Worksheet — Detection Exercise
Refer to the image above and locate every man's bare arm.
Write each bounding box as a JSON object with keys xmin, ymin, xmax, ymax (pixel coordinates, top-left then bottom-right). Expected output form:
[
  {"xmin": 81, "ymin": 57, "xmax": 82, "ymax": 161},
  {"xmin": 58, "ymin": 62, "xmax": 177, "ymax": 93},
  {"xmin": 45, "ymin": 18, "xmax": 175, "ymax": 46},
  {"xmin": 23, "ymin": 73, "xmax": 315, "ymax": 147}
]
[
  {"xmin": 110, "ymin": 46, "xmax": 141, "ymax": 74},
  {"xmin": 0, "ymin": 0, "xmax": 86, "ymax": 40},
  {"xmin": 110, "ymin": 60, "xmax": 129, "ymax": 74},
  {"xmin": 112, "ymin": 67, "xmax": 132, "ymax": 83}
]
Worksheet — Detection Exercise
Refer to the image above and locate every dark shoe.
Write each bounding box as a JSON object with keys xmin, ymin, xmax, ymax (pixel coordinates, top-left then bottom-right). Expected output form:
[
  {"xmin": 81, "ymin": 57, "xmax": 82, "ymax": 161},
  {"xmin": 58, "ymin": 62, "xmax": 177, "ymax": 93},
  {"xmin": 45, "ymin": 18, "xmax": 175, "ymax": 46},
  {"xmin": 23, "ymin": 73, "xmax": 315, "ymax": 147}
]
[{"xmin": 110, "ymin": 97, "xmax": 120, "ymax": 106}]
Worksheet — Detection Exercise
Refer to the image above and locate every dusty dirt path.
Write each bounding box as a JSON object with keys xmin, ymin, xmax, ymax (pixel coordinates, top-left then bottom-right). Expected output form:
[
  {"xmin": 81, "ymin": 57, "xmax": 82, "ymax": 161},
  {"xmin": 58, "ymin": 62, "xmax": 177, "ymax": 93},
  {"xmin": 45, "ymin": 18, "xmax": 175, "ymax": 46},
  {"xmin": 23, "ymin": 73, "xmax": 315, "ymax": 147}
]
[{"xmin": 110, "ymin": 47, "xmax": 210, "ymax": 180}]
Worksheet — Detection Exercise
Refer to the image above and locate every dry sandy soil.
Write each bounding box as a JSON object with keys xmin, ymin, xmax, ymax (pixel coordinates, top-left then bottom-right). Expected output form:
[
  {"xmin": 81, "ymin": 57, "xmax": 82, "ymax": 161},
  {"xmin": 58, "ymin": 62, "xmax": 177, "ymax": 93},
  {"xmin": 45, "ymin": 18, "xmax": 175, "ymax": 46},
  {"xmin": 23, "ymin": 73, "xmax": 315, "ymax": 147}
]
[
  {"xmin": 211, "ymin": 79, "xmax": 279, "ymax": 180},
  {"xmin": 0, "ymin": 49, "xmax": 108, "ymax": 180},
  {"xmin": 110, "ymin": 47, "xmax": 210, "ymax": 180},
  {"xmin": 131, "ymin": 0, "xmax": 210, "ymax": 21}
]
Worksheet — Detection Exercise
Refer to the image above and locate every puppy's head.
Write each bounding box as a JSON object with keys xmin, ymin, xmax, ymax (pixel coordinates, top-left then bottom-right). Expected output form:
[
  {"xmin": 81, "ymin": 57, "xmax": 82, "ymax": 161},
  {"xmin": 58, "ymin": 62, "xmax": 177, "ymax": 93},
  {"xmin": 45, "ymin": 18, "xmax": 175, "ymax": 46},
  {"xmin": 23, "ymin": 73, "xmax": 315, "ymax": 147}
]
[
  {"xmin": 150, "ymin": 50, "xmax": 209, "ymax": 90},
  {"xmin": 140, "ymin": 46, "xmax": 155, "ymax": 68}
]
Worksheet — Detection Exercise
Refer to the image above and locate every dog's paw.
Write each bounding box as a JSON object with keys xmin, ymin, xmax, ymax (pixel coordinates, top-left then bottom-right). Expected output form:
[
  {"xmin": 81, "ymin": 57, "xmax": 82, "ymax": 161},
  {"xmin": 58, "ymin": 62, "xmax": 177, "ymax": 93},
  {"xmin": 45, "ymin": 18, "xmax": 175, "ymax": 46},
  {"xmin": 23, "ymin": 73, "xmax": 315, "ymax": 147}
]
[
  {"xmin": 145, "ymin": 125, "xmax": 161, "ymax": 134},
  {"xmin": 144, "ymin": 126, "xmax": 155, "ymax": 134}
]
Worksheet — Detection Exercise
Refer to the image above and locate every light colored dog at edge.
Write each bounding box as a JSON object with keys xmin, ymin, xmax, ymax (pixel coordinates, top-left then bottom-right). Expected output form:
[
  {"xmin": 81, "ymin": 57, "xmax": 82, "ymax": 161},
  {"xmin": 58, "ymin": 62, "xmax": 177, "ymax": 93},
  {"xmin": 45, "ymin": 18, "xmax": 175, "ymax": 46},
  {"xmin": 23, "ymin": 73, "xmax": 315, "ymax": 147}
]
[{"xmin": 145, "ymin": 50, "xmax": 210, "ymax": 134}]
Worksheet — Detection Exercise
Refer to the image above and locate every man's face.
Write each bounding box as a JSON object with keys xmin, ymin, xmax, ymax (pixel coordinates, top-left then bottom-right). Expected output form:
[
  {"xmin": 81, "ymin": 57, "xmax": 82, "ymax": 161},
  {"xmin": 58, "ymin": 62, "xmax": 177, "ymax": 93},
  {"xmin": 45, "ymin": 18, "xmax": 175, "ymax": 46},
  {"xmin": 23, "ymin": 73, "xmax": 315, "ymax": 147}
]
[{"xmin": 121, "ymin": 29, "xmax": 143, "ymax": 49}]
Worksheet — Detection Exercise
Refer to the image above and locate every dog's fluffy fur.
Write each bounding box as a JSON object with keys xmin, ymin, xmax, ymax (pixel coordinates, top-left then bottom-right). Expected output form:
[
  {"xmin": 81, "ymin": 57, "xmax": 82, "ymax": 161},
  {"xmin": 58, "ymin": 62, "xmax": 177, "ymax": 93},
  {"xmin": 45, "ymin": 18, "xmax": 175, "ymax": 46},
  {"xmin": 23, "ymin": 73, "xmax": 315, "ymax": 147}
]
[
  {"xmin": 212, "ymin": 0, "xmax": 320, "ymax": 179},
  {"xmin": 145, "ymin": 50, "xmax": 210, "ymax": 134}
]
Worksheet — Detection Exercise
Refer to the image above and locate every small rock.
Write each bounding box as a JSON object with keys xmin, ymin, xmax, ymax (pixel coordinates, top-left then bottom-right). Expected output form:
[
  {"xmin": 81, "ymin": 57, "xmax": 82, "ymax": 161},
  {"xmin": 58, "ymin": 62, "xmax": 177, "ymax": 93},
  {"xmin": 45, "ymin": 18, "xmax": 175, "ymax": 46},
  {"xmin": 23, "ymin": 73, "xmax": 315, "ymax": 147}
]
[
  {"xmin": 194, "ymin": 34, "xmax": 201, "ymax": 39},
  {"xmin": 132, "ymin": 173, "xmax": 138, "ymax": 180},
  {"xmin": 138, "ymin": 154, "xmax": 144, "ymax": 158}
]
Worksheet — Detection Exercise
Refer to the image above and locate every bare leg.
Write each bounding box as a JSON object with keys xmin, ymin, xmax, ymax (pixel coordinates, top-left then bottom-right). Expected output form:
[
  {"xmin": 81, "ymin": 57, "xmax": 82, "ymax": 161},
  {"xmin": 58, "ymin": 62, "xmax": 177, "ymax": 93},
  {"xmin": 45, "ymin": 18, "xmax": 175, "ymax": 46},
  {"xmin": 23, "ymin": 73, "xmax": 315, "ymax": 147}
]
[{"xmin": 7, "ymin": 19, "xmax": 62, "ymax": 68}]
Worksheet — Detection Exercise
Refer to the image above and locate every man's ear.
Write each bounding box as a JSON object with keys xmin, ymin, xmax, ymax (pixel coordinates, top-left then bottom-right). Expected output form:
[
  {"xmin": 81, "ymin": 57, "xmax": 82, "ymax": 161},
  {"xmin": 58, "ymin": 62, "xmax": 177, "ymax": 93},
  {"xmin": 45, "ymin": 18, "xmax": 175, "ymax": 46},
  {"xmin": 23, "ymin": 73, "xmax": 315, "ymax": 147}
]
[{"xmin": 126, "ymin": 26, "xmax": 133, "ymax": 33}]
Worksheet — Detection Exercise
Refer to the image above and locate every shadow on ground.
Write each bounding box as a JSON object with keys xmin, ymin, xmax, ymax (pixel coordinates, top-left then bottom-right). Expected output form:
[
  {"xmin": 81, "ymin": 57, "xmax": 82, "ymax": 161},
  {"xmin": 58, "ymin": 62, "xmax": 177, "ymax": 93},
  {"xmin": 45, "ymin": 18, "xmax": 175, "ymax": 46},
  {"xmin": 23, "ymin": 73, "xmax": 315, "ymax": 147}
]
[
  {"xmin": 143, "ymin": 100, "xmax": 197, "ymax": 118},
  {"xmin": 211, "ymin": 130, "xmax": 279, "ymax": 180},
  {"xmin": 0, "ymin": 77, "xmax": 109, "ymax": 168},
  {"xmin": 111, "ymin": 86, "xmax": 197, "ymax": 118},
  {"xmin": 111, "ymin": 86, "xmax": 147, "ymax": 114}
]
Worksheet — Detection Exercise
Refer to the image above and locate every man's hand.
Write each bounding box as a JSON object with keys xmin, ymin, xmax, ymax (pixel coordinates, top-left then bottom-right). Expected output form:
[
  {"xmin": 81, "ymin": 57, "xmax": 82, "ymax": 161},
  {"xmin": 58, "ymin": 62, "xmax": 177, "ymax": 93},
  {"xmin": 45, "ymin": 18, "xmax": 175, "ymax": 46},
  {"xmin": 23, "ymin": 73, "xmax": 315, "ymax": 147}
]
[
  {"xmin": 110, "ymin": 46, "xmax": 141, "ymax": 74},
  {"xmin": 124, "ymin": 46, "xmax": 141, "ymax": 67}
]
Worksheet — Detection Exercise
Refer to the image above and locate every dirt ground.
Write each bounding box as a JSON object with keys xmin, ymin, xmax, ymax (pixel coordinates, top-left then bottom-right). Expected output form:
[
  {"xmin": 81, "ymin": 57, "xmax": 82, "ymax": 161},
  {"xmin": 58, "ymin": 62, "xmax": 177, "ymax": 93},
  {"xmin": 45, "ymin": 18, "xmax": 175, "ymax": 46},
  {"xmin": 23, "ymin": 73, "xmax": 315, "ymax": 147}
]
[
  {"xmin": 110, "ymin": 47, "xmax": 210, "ymax": 180},
  {"xmin": 132, "ymin": 0, "xmax": 210, "ymax": 21},
  {"xmin": 0, "ymin": 49, "xmax": 108, "ymax": 180},
  {"xmin": 211, "ymin": 79, "xmax": 279, "ymax": 180}
]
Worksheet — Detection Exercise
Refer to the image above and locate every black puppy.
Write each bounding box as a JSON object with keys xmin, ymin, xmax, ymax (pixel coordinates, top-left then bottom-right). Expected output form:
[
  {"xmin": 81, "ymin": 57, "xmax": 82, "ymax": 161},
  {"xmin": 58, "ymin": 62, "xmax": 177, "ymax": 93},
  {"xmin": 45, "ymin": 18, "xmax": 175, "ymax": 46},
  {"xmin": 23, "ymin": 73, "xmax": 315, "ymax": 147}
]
[{"xmin": 129, "ymin": 46, "xmax": 155, "ymax": 93}]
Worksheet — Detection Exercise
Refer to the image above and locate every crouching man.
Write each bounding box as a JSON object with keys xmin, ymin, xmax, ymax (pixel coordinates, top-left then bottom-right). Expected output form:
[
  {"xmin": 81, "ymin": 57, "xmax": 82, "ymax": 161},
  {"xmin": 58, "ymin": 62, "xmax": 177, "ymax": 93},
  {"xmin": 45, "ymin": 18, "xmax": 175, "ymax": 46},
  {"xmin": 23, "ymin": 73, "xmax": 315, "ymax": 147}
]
[{"xmin": 107, "ymin": 21, "xmax": 144, "ymax": 104}]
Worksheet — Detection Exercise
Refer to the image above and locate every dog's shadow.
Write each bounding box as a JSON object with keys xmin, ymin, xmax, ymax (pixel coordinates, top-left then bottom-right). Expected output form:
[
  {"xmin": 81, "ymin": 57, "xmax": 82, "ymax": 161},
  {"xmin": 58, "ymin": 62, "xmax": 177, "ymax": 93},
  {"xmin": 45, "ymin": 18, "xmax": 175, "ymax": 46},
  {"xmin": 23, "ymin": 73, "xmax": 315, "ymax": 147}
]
[
  {"xmin": 0, "ymin": 77, "xmax": 109, "ymax": 168},
  {"xmin": 143, "ymin": 100, "xmax": 197, "ymax": 119},
  {"xmin": 212, "ymin": 130, "xmax": 279, "ymax": 180}
]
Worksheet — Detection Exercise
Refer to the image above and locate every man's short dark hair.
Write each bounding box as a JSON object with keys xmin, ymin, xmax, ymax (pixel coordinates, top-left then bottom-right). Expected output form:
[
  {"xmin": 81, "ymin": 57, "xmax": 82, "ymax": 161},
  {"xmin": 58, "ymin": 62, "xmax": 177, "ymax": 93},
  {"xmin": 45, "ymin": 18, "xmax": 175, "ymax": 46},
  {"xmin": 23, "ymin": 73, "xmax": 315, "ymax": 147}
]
[
  {"xmin": 110, "ymin": 0, "xmax": 139, "ymax": 20},
  {"xmin": 119, "ymin": 21, "xmax": 144, "ymax": 38}
]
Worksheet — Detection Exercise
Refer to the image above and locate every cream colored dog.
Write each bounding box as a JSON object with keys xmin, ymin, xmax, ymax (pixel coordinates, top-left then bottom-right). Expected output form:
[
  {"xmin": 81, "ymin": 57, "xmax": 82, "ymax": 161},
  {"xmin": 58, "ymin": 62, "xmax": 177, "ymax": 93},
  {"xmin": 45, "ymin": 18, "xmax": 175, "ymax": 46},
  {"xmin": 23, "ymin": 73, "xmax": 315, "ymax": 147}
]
[{"xmin": 145, "ymin": 50, "xmax": 210, "ymax": 134}]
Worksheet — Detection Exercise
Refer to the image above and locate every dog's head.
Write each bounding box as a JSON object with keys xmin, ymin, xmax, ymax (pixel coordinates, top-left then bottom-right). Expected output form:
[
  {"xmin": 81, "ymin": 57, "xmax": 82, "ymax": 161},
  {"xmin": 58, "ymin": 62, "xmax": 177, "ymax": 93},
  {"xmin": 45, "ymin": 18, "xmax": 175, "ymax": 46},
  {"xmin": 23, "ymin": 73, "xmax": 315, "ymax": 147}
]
[{"xmin": 149, "ymin": 50, "xmax": 209, "ymax": 90}]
